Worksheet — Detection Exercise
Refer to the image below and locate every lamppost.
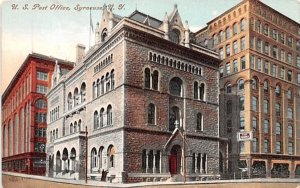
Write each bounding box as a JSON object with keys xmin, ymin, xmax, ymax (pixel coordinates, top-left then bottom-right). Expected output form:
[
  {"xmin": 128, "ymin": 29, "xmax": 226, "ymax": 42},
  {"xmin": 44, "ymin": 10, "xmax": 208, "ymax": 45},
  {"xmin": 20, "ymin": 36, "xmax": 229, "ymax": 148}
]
[{"xmin": 174, "ymin": 120, "xmax": 186, "ymax": 183}]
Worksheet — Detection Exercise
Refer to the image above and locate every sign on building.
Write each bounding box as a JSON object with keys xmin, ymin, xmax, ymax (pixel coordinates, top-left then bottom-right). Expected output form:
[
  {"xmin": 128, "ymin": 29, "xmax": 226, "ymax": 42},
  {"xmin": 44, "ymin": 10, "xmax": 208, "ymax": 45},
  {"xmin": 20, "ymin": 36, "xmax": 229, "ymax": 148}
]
[{"xmin": 237, "ymin": 131, "xmax": 253, "ymax": 141}]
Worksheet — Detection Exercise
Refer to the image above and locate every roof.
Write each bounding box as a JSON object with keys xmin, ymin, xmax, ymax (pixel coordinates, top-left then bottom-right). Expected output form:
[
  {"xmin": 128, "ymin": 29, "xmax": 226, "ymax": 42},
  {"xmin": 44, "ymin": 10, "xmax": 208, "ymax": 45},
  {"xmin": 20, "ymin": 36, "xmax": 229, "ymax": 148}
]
[
  {"xmin": 2, "ymin": 53, "xmax": 74, "ymax": 103},
  {"xmin": 128, "ymin": 10, "xmax": 163, "ymax": 28}
]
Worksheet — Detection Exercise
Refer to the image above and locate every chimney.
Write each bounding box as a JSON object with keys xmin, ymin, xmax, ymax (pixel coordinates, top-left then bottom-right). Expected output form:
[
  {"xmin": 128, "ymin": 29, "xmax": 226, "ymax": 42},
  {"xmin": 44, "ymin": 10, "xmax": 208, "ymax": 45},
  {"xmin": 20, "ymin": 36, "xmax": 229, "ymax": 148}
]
[{"xmin": 76, "ymin": 44, "xmax": 86, "ymax": 63}]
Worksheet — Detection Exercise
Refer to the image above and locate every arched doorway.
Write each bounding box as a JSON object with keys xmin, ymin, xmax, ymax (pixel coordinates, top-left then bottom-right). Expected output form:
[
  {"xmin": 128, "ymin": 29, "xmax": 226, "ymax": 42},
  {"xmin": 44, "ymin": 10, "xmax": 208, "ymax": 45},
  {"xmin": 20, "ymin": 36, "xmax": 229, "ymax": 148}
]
[{"xmin": 169, "ymin": 145, "xmax": 182, "ymax": 175}]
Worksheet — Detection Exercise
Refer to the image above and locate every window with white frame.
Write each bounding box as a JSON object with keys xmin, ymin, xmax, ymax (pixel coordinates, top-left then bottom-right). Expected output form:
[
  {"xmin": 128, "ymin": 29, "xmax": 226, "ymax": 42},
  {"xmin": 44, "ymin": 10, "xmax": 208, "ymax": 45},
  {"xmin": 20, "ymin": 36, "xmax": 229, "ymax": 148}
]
[
  {"xmin": 37, "ymin": 71, "xmax": 48, "ymax": 81},
  {"xmin": 36, "ymin": 85, "xmax": 48, "ymax": 94}
]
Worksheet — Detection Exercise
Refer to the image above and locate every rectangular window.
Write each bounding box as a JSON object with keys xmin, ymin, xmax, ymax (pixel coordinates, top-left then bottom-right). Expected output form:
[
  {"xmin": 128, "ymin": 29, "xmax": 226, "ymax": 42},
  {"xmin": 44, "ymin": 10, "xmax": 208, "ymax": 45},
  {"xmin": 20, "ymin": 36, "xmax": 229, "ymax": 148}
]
[
  {"xmin": 250, "ymin": 55, "xmax": 255, "ymax": 69},
  {"xmin": 272, "ymin": 29, "xmax": 277, "ymax": 40},
  {"xmin": 280, "ymin": 67, "xmax": 285, "ymax": 79},
  {"xmin": 288, "ymin": 142, "xmax": 293, "ymax": 155},
  {"xmin": 298, "ymin": 73, "xmax": 300, "ymax": 84},
  {"xmin": 219, "ymin": 67, "xmax": 223, "ymax": 77},
  {"xmin": 233, "ymin": 60, "xmax": 238, "ymax": 72},
  {"xmin": 257, "ymin": 38, "xmax": 262, "ymax": 52},
  {"xmin": 264, "ymin": 140, "xmax": 269, "ymax": 153},
  {"xmin": 272, "ymin": 46, "xmax": 277, "ymax": 59},
  {"xmin": 36, "ymin": 85, "xmax": 48, "ymax": 94},
  {"xmin": 280, "ymin": 49, "xmax": 285, "ymax": 62},
  {"xmin": 272, "ymin": 64, "xmax": 277, "ymax": 77},
  {"xmin": 250, "ymin": 37, "xmax": 254, "ymax": 49},
  {"xmin": 226, "ymin": 63, "xmax": 231, "ymax": 74},
  {"xmin": 264, "ymin": 60, "xmax": 269, "ymax": 74},
  {"xmin": 257, "ymin": 58, "xmax": 262, "ymax": 71},
  {"xmin": 287, "ymin": 53, "xmax": 292, "ymax": 64},
  {"xmin": 241, "ymin": 56, "xmax": 246, "ymax": 70},
  {"xmin": 233, "ymin": 41, "xmax": 238, "ymax": 54},
  {"xmin": 219, "ymin": 48, "xmax": 224, "ymax": 60},
  {"xmin": 241, "ymin": 37, "xmax": 246, "ymax": 51},
  {"xmin": 226, "ymin": 44, "xmax": 231, "ymax": 57},
  {"xmin": 276, "ymin": 141, "xmax": 281, "ymax": 154},
  {"xmin": 279, "ymin": 32, "xmax": 284, "ymax": 44},
  {"xmin": 37, "ymin": 71, "xmax": 48, "ymax": 81},
  {"xmin": 287, "ymin": 36, "xmax": 292, "ymax": 47},
  {"xmin": 287, "ymin": 71, "xmax": 292, "ymax": 81},
  {"xmin": 297, "ymin": 56, "xmax": 300, "ymax": 67},
  {"xmin": 264, "ymin": 41, "xmax": 269, "ymax": 55}
]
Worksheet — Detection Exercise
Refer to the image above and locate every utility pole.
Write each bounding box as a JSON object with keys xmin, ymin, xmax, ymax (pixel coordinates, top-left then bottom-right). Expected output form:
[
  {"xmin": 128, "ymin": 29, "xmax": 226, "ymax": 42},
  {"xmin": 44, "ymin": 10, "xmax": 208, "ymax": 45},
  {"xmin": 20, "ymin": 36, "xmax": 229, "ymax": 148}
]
[{"xmin": 85, "ymin": 126, "xmax": 88, "ymax": 184}]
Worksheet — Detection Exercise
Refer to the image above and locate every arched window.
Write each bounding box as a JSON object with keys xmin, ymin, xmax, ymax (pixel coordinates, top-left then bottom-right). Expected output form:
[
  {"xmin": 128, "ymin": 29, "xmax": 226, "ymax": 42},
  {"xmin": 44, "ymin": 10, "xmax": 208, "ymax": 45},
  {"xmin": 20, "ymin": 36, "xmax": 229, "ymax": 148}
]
[
  {"xmin": 80, "ymin": 83, "xmax": 86, "ymax": 103},
  {"xmin": 144, "ymin": 68, "xmax": 151, "ymax": 88},
  {"xmin": 199, "ymin": 83, "xmax": 205, "ymax": 100},
  {"xmin": 238, "ymin": 79, "xmax": 244, "ymax": 91},
  {"xmin": 226, "ymin": 27, "xmax": 231, "ymax": 39},
  {"xmin": 152, "ymin": 70, "xmax": 159, "ymax": 90},
  {"xmin": 147, "ymin": 103, "xmax": 155, "ymax": 124},
  {"xmin": 100, "ymin": 108, "xmax": 104, "ymax": 127},
  {"xmin": 70, "ymin": 148, "xmax": 76, "ymax": 172},
  {"xmin": 98, "ymin": 147, "xmax": 104, "ymax": 169},
  {"xmin": 252, "ymin": 77, "xmax": 258, "ymax": 90},
  {"xmin": 219, "ymin": 30, "xmax": 224, "ymax": 43},
  {"xmin": 74, "ymin": 88, "xmax": 79, "ymax": 106},
  {"xmin": 264, "ymin": 119, "xmax": 269, "ymax": 133},
  {"xmin": 169, "ymin": 77, "xmax": 183, "ymax": 96},
  {"xmin": 264, "ymin": 80, "xmax": 269, "ymax": 92},
  {"xmin": 287, "ymin": 107, "xmax": 293, "ymax": 119},
  {"xmin": 101, "ymin": 29, "xmax": 108, "ymax": 42},
  {"xmin": 70, "ymin": 123, "xmax": 73, "ymax": 134},
  {"xmin": 107, "ymin": 145, "xmax": 115, "ymax": 168},
  {"xmin": 105, "ymin": 73, "xmax": 110, "ymax": 92},
  {"xmin": 101, "ymin": 76, "xmax": 105, "ymax": 95},
  {"xmin": 35, "ymin": 99, "xmax": 47, "ymax": 109},
  {"xmin": 14, "ymin": 114, "xmax": 18, "ymax": 154},
  {"xmin": 169, "ymin": 106, "xmax": 180, "ymax": 131},
  {"xmin": 233, "ymin": 22, "xmax": 238, "ymax": 35},
  {"xmin": 68, "ymin": 92, "xmax": 72, "ymax": 110},
  {"xmin": 263, "ymin": 100, "xmax": 269, "ymax": 113},
  {"xmin": 276, "ymin": 122, "xmax": 281, "ymax": 135},
  {"xmin": 240, "ymin": 18, "xmax": 246, "ymax": 31},
  {"xmin": 74, "ymin": 121, "xmax": 77, "ymax": 133},
  {"xmin": 56, "ymin": 151, "xmax": 61, "ymax": 173},
  {"xmin": 196, "ymin": 113, "xmax": 203, "ymax": 131},
  {"xmin": 78, "ymin": 120, "xmax": 81, "ymax": 132},
  {"xmin": 194, "ymin": 82, "xmax": 199, "ymax": 99},
  {"xmin": 226, "ymin": 83, "xmax": 232, "ymax": 94},
  {"xmin": 107, "ymin": 105, "xmax": 112, "ymax": 126},
  {"xmin": 111, "ymin": 70, "xmax": 115, "ymax": 90},
  {"xmin": 62, "ymin": 148, "xmax": 69, "ymax": 172},
  {"xmin": 170, "ymin": 29, "xmax": 180, "ymax": 44},
  {"xmin": 94, "ymin": 111, "xmax": 99, "ymax": 129},
  {"xmin": 91, "ymin": 148, "xmax": 97, "ymax": 169},
  {"xmin": 93, "ymin": 82, "xmax": 96, "ymax": 99}
]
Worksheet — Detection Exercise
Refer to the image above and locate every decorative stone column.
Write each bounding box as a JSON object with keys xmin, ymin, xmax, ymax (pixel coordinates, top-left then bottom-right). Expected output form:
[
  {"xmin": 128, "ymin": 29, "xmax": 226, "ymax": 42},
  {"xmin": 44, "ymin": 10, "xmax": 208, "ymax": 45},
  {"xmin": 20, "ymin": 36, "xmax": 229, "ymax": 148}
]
[
  {"xmin": 146, "ymin": 150, "xmax": 150, "ymax": 173},
  {"xmin": 153, "ymin": 151, "xmax": 156, "ymax": 173}
]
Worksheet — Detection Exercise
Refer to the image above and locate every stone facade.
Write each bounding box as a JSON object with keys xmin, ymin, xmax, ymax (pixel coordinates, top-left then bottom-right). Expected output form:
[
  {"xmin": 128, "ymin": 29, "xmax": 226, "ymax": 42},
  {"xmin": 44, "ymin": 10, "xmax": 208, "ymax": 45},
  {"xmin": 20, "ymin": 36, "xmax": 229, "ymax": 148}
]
[{"xmin": 46, "ymin": 5, "xmax": 221, "ymax": 183}]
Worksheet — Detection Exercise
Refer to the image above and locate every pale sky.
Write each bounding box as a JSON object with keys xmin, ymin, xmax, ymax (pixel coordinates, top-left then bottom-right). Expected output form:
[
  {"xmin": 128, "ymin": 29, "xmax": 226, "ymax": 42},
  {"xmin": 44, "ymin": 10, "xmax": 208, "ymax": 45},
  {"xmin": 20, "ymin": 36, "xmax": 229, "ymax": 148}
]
[{"xmin": 1, "ymin": 0, "xmax": 299, "ymax": 94}]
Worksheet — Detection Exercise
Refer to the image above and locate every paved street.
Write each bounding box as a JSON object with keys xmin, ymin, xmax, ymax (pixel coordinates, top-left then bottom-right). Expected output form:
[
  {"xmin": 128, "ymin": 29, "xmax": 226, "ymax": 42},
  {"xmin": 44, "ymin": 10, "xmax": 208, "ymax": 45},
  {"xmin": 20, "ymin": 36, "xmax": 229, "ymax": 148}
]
[{"xmin": 2, "ymin": 173, "xmax": 300, "ymax": 188}]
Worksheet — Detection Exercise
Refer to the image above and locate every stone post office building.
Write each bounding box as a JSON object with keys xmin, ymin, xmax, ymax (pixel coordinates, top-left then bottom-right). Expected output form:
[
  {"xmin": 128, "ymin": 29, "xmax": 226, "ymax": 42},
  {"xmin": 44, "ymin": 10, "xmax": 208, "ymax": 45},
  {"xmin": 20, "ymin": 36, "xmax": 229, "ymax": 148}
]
[{"xmin": 46, "ymin": 5, "xmax": 222, "ymax": 183}]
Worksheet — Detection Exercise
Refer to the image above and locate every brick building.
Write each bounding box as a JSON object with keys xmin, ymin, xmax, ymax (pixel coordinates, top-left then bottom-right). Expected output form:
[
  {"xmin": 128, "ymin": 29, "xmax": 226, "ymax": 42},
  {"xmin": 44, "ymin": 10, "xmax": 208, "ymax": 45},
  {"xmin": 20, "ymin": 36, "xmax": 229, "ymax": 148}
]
[
  {"xmin": 46, "ymin": 5, "xmax": 222, "ymax": 182},
  {"xmin": 2, "ymin": 53, "xmax": 73, "ymax": 175},
  {"xmin": 196, "ymin": 0, "xmax": 300, "ymax": 178}
]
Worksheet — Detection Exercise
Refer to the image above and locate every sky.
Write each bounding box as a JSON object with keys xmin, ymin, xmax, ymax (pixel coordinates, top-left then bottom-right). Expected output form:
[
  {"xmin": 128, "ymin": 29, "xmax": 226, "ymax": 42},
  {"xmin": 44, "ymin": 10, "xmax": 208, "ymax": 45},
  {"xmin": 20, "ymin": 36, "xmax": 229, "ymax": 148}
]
[{"xmin": 0, "ymin": 0, "xmax": 299, "ymax": 94}]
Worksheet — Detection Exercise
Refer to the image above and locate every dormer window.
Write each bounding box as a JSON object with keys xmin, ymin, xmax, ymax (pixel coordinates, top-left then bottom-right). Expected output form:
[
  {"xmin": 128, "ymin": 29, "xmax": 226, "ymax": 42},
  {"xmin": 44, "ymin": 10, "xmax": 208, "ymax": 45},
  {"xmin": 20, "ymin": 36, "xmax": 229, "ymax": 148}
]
[
  {"xmin": 169, "ymin": 29, "xmax": 180, "ymax": 44},
  {"xmin": 101, "ymin": 29, "xmax": 108, "ymax": 42}
]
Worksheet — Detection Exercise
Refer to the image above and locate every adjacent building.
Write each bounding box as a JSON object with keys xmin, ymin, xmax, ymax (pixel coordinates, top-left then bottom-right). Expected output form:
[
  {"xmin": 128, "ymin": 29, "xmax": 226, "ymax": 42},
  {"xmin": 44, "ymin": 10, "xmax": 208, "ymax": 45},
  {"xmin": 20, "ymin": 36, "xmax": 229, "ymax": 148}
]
[
  {"xmin": 196, "ymin": 0, "xmax": 300, "ymax": 178},
  {"xmin": 1, "ymin": 53, "xmax": 73, "ymax": 175},
  {"xmin": 46, "ymin": 5, "xmax": 222, "ymax": 183}
]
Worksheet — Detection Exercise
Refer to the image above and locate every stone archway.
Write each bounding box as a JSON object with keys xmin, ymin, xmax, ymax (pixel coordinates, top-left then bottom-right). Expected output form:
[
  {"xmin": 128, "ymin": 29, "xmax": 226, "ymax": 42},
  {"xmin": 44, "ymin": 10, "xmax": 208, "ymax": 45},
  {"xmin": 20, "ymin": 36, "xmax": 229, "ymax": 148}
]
[{"xmin": 169, "ymin": 145, "xmax": 182, "ymax": 175}]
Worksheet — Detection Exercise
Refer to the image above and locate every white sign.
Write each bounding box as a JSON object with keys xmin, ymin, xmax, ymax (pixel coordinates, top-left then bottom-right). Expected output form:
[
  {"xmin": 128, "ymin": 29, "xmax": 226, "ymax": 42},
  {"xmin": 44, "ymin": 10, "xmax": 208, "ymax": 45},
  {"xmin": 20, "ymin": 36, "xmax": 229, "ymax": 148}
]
[{"xmin": 237, "ymin": 131, "xmax": 253, "ymax": 141}]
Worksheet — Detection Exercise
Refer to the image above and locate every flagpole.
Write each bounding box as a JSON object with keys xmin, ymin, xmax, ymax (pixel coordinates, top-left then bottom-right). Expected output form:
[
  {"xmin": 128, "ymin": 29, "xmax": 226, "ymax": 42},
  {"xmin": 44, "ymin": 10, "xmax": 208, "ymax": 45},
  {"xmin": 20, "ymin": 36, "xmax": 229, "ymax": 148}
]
[{"xmin": 89, "ymin": 9, "xmax": 91, "ymax": 49}]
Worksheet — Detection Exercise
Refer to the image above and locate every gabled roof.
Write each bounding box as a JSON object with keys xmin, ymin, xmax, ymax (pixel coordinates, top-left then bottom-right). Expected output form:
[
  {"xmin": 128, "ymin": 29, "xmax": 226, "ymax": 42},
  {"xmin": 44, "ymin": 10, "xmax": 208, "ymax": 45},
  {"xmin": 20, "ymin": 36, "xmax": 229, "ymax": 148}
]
[{"xmin": 128, "ymin": 10, "xmax": 163, "ymax": 28}]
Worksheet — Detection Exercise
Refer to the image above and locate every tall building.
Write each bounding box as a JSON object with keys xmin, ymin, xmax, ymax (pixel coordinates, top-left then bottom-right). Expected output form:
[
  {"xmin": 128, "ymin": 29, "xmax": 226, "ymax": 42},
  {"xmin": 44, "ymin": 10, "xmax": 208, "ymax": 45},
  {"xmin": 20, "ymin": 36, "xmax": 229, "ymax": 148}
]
[
  {"xmin": 1, "ymin": 53, "xmax": 73, "ymax": 175},
  {"xmin": 196, "ymin": 0, "xmax": 300, "ymax": 178},
  {"xmin": 46, "ymin": 5, "xmax": 222, "ymax": 183}
]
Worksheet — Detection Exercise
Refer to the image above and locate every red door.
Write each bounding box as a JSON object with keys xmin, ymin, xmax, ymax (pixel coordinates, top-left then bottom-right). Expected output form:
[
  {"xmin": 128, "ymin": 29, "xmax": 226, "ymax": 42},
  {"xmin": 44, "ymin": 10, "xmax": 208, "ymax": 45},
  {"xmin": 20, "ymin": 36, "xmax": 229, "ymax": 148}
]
[{"xmin": 169, "ymin": 155, "xmax": 177, "ymax": 174}]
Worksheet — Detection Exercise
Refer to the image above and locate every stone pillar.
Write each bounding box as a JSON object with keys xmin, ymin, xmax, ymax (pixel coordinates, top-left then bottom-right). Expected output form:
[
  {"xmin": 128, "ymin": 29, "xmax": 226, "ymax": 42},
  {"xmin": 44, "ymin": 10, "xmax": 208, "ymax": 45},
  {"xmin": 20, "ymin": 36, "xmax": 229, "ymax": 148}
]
[
  {"xmin": 195, "ymin": 154, "xmax": 198, "ymax": 173},
  {"xmin": 270, "ymin": 87, "xmax": 276, "ymax": 154},
  {"xmin": 199, "ymin": 153, "xmax": 203, "ymax": 174},
  {"xmin": 146, "ymin": 150, "xmax": 150, "ymax": 173},
  {"xmin": 266, "ymin": 160, "xmax": 271, "ymax": 178},
  {"xmin": 290, "ymin": 161, "xmax": 295, "ymax": 178},
  {"xmin": 258, "ymin": 83, "xmax": 264, "ymax": 153},
  {"xmin": 153, "ymin": 151, "xmax": 156, "ymax": 173},
  {"xmin": 161, "ymin": 151, "xmax": 168, "ymax": 173}
]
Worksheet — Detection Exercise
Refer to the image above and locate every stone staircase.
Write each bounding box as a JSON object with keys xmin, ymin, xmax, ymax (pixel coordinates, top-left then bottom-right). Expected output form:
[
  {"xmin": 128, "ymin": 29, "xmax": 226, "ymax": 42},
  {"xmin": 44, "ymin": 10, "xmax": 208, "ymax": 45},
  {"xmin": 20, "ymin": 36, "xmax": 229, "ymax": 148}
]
[{"xmin": 166, "ymin": 174, "xmax": 184, "ymax": 182}]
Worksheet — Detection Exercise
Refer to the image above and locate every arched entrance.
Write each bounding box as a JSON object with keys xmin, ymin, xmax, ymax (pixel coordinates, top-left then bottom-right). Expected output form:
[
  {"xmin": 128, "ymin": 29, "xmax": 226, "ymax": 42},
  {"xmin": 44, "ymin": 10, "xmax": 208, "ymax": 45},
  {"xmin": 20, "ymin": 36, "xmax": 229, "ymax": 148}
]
[{"xmin": 169, "ymin": 145, "xmax": 182, "ymax": 175}]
